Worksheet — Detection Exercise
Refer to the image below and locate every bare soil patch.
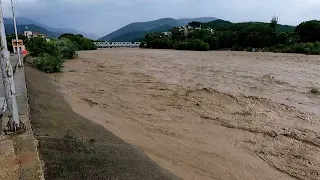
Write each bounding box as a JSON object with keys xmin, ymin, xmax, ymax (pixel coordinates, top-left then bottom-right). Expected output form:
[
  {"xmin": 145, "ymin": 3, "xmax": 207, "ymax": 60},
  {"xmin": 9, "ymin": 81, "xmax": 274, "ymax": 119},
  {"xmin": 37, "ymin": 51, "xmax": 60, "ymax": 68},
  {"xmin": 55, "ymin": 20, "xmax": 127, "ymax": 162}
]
[{"xmin": 57, "ymin": 49, "xmax": 320, "ymax": 180}]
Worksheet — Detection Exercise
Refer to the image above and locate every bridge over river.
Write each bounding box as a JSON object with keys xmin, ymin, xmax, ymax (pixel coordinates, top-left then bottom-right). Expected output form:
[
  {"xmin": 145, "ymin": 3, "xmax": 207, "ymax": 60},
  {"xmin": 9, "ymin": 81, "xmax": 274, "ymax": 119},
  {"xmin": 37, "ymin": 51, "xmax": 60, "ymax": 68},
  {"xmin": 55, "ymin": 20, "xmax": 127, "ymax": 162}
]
[{"xmin": 94, "ymin": 41, "xmax": 141, "ymax": 48}]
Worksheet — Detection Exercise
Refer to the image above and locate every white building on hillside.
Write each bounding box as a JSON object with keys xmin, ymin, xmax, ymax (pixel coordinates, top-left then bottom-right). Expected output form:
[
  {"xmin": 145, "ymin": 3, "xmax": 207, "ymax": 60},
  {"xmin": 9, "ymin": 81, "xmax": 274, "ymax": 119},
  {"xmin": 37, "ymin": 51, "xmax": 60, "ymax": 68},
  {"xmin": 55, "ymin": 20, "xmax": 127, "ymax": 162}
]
[
  {"xmin": 24, "ymin": 30, "xmax": 32, "ymax": 38},
  {"xmin": 23, "ymin": 26, "xmax": 46, "ymax": 39}
]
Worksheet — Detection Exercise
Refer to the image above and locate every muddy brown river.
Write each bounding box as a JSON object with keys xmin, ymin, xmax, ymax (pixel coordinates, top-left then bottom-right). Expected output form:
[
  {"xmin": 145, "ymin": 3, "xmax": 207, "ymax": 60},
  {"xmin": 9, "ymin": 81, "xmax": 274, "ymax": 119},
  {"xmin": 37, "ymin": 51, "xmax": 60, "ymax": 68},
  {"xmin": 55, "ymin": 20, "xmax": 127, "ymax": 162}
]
[{"xmin": 55, "ymin": 49, "xmax": 320, "ymax": 180}]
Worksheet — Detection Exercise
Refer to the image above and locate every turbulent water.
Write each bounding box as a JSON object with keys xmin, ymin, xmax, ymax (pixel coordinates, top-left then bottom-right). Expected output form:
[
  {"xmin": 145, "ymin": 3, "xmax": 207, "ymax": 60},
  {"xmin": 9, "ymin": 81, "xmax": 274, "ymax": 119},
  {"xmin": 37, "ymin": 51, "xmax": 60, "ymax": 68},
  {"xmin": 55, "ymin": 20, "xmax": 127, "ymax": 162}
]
[{"xmin": 56, "ymin": 49, "xmax": 320, "ymax": 180}]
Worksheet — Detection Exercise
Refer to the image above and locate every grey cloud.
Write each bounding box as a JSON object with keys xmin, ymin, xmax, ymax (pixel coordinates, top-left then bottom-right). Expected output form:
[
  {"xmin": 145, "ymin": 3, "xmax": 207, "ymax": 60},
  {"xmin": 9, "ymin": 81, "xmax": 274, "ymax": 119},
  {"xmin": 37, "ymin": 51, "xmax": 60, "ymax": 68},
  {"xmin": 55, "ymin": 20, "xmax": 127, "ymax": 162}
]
[{"xmin": 2, "ymin": 0, "xmax": 320, "ymax": 37}]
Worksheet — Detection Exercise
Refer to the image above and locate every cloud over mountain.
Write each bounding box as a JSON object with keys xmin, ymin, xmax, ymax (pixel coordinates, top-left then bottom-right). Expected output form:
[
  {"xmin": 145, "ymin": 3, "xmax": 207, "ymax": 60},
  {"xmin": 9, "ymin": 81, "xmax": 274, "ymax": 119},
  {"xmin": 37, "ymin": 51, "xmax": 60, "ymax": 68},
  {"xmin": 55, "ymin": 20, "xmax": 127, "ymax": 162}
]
[{"xmin": 2, "ymin": 0, "xmax": 320, "ymax": 36}]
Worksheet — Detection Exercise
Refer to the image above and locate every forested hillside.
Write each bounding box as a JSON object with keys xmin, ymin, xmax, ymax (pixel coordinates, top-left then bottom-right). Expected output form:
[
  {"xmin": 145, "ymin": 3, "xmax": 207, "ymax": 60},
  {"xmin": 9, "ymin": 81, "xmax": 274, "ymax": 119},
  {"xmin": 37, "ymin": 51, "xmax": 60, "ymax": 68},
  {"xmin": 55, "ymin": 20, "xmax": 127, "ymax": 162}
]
[
  {"xmin": 142, "ymin": 18, "xmax": 320, "ymax": 55},
  {"xmin": 99, "ymin": 17, "xmax": 217, "ymax": 41}
]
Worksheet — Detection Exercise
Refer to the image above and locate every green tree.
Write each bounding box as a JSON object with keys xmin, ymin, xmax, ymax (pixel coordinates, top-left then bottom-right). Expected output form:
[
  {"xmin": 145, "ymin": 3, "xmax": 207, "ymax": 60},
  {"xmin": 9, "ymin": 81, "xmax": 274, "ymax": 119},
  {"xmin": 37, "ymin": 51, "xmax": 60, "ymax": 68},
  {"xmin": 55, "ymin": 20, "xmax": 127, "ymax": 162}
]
[
  {"xmin": 174, "ymin": 39, "xmax": 209, "ymax": 51},
  {"xmin": 188, "ymin": 29, "xmax": 210, "ymax": 39},
  {"xmin": 145, "ymin": 33, "xmax": 173, "ymax": 49},
  {"xmin": 26, "ymin": 37, "xmax": 60, "ymax": 57},
  {"xmin": 270, "ymin": 16, "xmax": 278, "ymax": 29},
  {"xmin": 59, "ymin": 33, "xmax": 97, "ymax": 50},
  {"xmin": 171, "ymin": 27, "xmax": 185, "ymax": 41},
  {"xmin": 33, "ymin": 53, "xmax": 64, "ymax": 73},
  {"xmin": 295, "ymin": 20, "xmax": 320, "ymax": 42},
  {"xmin": 56, "ymin": 38, "xmax": 78, "ymax": 59},
  {"xmin": 203, "ymin": 36, "xmax": 219, "ymax": 50},
  {"xmin": 141, "ymin": 17, "xmax": 320, "ymax": 55},
  {"xmin": 188, "ymin": 21, "xmax": 202, "ymax": 28}
]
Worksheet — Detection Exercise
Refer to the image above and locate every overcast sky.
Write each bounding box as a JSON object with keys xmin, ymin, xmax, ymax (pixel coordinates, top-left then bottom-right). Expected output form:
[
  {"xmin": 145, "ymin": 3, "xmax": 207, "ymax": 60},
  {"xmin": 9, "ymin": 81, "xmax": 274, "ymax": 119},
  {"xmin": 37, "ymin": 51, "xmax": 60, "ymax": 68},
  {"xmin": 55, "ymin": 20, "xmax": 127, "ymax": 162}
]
[{"xmin": 2, "ymin": 0, "xmax": 320, "ymax": 37}]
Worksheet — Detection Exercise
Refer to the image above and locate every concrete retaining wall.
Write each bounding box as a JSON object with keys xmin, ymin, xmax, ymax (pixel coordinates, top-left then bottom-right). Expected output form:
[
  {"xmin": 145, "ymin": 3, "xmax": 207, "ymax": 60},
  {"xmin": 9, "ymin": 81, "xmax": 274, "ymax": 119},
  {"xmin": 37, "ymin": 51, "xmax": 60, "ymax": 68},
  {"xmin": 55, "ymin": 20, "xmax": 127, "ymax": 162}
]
[{"xmin": 0, "ymin": 55, "xmax": 44, "ymax": 180}]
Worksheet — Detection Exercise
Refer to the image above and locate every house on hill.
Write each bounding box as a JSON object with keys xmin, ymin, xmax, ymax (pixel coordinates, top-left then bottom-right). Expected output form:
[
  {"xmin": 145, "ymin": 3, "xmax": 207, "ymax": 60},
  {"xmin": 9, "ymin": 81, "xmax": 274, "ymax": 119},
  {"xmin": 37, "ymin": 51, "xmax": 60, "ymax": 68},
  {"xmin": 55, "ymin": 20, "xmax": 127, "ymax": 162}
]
[
  {"xmin": 24, "ymin": 29, "xmax": 46, "ymax": 39},
  {"xmin": 32, "ymin": 32, "xmax": 46, "ymax": 38}
]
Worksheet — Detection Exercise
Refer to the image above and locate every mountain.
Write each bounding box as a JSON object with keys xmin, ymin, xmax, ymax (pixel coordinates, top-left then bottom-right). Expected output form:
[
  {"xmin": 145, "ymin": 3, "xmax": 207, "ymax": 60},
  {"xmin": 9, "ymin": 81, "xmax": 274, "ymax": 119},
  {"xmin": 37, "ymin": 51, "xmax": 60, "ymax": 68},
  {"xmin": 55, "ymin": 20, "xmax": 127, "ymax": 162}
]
[
  {"xmin": 4, "ymin": 17, "xmax": 40, "ymax": 26},
  {"xmin": 5, "ymin": 23, "xmax": 61, "ymax": 37},
  {"xmin": 99, "ymin": 17, "xmax": 217, "ymax": 41},
  {"xmin": 4, "ymin": 17, "xmax": 98, "ymax": 39},
  {"xmin": 41, "ymin": 26, "xmax": 99, "ymax": 40},
  {"xmin": 100, "ymin": 18, "xmax": 179, "ymax": 41},
  {"xmin": 111, "ymin": 24, "xmax": 174, "ymax": 42},
  {"xmin": 4, "ymin": 19, "xmax": 62, "ymax": 38},
  {"xmin": 177, "ymin": 17, "xmax": 219, "ymax": 26}
]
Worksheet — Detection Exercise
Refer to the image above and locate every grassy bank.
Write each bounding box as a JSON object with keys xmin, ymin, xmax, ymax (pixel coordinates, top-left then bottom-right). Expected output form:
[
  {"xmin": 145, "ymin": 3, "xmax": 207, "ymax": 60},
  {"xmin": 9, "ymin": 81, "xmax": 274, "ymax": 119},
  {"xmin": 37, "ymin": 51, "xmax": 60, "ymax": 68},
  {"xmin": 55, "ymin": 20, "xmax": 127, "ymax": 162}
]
[{"xmin": 25, "ymin": 62, "xmax": 179, "ymax": 180}]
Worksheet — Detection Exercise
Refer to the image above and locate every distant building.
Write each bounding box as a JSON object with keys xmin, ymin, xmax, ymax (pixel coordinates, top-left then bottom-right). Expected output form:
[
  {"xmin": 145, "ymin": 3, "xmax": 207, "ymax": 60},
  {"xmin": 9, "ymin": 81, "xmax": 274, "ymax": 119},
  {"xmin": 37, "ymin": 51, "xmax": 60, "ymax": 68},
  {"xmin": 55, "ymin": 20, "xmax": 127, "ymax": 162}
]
[
  {"xmin": 24, "ymin": 30, "xmax": 32, "ymax": 38},
  {"xmin": 12, "ymin": 39, "xmax": 26, "ymax": 54},
  {"xmin": 32, "ymin": 32, "xmax": 46, "ymax": 38},
  {"xmin": 162, "ymin": 31, "xmax": 172, "ymax": 37},
  {"xmin": 23, "ymin": 30, "xmax": 46, "ymax": 39}
]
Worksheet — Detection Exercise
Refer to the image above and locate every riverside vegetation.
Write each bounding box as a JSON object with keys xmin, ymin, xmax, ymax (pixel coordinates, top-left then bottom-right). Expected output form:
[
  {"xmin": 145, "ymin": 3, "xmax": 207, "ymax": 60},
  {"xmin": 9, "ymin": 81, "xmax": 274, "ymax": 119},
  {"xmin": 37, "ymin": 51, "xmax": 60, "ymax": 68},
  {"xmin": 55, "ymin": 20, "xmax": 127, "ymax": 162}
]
[
  {"xmin": 24, "ymin": 34, "xmax": 97, "ymax": 73},
  {"xmin": 19, "ymin": 18, "xmax": 320, "ymax": 73},
  {"xmin": 141, "ymin": 17, "xmax": 320, "ymax": 55}
]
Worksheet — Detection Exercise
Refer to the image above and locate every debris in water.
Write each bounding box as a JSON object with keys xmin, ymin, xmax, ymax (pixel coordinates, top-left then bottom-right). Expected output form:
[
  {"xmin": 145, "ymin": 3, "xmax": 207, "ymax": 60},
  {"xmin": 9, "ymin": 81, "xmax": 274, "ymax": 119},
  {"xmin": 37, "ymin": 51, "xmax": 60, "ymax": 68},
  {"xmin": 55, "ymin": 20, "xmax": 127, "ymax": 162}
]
[{"xmin": 310, "ymin": 88, "xmax": 319, "ymax": 94}]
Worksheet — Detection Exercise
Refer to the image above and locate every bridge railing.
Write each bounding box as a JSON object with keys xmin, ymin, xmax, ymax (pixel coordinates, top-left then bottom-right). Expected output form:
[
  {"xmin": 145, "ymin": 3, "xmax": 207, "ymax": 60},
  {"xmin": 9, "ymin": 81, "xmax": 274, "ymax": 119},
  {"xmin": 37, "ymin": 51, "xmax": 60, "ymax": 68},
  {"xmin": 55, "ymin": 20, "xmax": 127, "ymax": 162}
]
[{"xmin": 94, "ymin": 42, "xmax": 141, "ymax": 48}]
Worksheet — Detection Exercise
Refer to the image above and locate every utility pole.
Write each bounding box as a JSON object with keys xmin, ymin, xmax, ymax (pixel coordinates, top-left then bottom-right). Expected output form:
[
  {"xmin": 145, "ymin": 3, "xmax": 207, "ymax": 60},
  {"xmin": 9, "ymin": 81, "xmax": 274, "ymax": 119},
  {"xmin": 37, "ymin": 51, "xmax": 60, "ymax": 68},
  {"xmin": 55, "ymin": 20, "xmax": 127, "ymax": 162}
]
[
  {"xmin": 11, "ymin": 0, "xmax": 22, "ymax": 67},
  {"xmin": 0, "ymin": 0, "xmax": 20, "ymax": 132}
]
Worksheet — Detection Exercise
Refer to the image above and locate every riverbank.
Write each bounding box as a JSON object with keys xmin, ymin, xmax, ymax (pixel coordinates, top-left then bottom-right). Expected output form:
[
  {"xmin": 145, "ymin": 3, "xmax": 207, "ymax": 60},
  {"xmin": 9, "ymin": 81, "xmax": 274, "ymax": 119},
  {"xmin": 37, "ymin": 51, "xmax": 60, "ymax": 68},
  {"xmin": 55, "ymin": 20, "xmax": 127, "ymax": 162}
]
[{"xmin": 25, "ymin": 61, "xmax": 179, "ymax": 179}]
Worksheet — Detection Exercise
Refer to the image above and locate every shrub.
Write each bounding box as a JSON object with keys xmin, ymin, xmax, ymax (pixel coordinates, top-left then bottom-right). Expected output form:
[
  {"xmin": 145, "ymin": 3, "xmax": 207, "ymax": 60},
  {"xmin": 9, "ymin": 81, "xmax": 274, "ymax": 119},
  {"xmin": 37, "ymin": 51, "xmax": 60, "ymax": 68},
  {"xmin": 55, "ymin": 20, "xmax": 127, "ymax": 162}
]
[
  {"xmin": 26, "ymin": 38, "xmax": 60, "ymax": 57},
  {"xmin": 174, "ymin": 39, "xmax": 209, "ymax": 51},
  {"xmin": 33, "ymin": 53, "xmax": 64, "ymax": 73},
  {"xmin": 231, "ymin": 44, "xmax": 244, "ymax": 51},
  {"xmin": 295, "ymin": 20, "xmax": 320, "ymax": 43},
  {"xmin": 148, "ymin": 38, "xmax": 173, "ymax": 49},
  {"xmin": 203, "ymin": 36, "xmax": 219, "ymax": 50},
  {"xmin": 245, "ymin": 47, "xmax": 254, "ymax": 52},
  {"xmin": 139, "ymin": 41, "xmax": 147, "ymax": 48},
  {"xmin": 59, "ymin": 34, "xmax": 97, "ymax": 50},
  {"xmin": 56, "ymin": 38, "xmax": 78, "ymax": 59},
  {"xmin": 26, "ymin": 37, "xmax": 79, "ymax": 59},
  {"xmin": 266, "ymin": 42, "xmax": 320, "ymax": 55},
  {"xmin": 173, "ymin": 41, "xmax": 187, "ymax": 50},
  {"xmin": 26, "ymin": 37, "xmax": 81, "ymax": 73}
]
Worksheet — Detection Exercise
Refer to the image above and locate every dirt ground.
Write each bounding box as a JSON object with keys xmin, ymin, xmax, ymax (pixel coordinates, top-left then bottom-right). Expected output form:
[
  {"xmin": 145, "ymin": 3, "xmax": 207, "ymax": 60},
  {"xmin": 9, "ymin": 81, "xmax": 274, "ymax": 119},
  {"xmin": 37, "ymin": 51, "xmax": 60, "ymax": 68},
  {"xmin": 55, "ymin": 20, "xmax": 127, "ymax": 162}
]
[
  {"xmin": 56, "ymin": 49, "xmax": 320, "ymax": 180},
  {"xmin": 0, "ymin": 138, "xmax": 20, "ymax": 180}
]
